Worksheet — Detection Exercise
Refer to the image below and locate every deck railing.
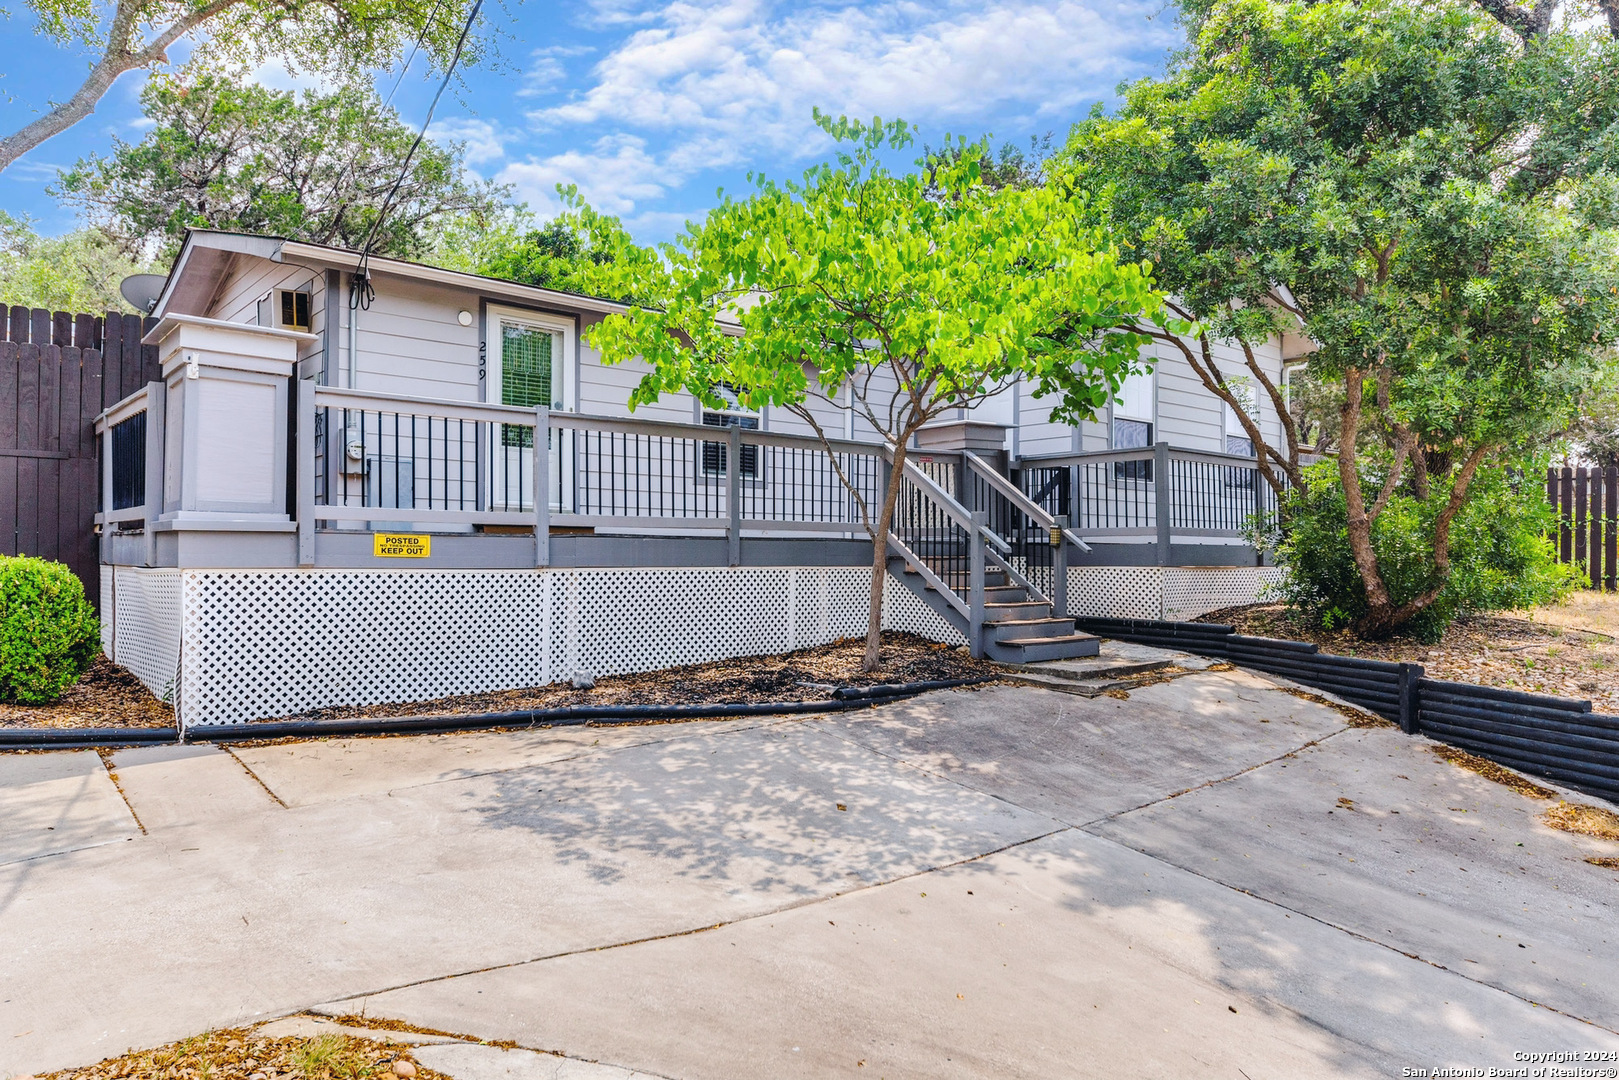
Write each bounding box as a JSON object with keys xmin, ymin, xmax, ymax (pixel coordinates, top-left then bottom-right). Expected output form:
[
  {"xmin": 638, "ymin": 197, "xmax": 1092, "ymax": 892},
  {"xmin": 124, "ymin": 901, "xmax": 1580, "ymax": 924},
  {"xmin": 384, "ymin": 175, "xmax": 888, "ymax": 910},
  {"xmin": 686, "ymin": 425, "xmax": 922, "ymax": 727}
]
[
  {"xmin": 300, "ymin": 386, "xmax": 889, "ymax": 566},
  {"xmin": 94, "ymin": 381, "xmax": 164, "ymax": 561},
  {"xmin": 1016, "ymin": 443, "xmax": 1278, "ymax": 561},
  {"xmin": 964, "ymin": 451, "xmax": 1090, "ymax": 615},
  {"xmin": 308, "ymin": 385, "xmax": 543, "ymax": 524},
  {"xmin": 547, "ymin": 413, "xmax": 883, "ymax": 536},
  {"xmin": 102, "ymin": 380, "xmax": 1279, "ymax": 579}
]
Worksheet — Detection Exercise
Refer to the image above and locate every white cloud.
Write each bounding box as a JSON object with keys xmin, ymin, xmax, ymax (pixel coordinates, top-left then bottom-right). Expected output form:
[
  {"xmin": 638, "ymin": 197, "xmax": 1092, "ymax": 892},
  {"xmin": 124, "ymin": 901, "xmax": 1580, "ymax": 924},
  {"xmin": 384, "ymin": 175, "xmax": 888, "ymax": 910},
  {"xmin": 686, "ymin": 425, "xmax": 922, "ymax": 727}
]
[
  {"xmin": 428, "ymin": 118, "xmax": 508, "ymax": 166},
  {"xmin": 534, "ymin": 0, "xmax": 1177, "ymax": 167},
  {"xmin": 516, "ymin": 43, "xmax": 598, "ymax": 98},
  {"xmin": 489, "ymin": 0, "xmax": 1176, "ymax": 228},
  {"xmin": 496, "ymin": 134, "xmax": 666, "ymax": 217},
  {"xmin": 517, "ymin": 55, "xmax": 568, "ymax": 98},
  {"xmin": 4, "ymin": 160, "xmax": 67, "ymax": 182},
  {"xmin": 246, "ymin": 60, "xmax": 339, "ymax": 94}
]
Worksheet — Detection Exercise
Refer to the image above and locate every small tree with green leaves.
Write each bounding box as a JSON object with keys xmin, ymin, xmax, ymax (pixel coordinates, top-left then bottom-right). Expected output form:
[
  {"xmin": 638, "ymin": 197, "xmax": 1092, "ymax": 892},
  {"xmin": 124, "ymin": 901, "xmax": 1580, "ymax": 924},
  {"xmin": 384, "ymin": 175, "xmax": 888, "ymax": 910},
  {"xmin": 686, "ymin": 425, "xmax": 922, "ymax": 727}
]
[{"xmin": 575, "ymin": 113, "xmax": 1173, "ymax": 671}]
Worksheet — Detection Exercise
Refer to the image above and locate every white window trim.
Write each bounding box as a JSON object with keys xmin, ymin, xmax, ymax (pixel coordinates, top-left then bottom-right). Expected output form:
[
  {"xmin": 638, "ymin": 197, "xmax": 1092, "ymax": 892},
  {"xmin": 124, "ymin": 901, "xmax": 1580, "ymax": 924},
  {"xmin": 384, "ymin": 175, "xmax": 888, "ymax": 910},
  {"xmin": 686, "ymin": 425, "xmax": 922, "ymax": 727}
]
[
  {"xmin": 484, "ymin": 304, "xmax": 576, "ymax": 413},
  {"xmin": 1110, "ymin": 368, "xmax": 1156, "ymax": 448},
  {"xmin": 1222, "ymin": 374, "xmax": 1260, "ymax": 454}
]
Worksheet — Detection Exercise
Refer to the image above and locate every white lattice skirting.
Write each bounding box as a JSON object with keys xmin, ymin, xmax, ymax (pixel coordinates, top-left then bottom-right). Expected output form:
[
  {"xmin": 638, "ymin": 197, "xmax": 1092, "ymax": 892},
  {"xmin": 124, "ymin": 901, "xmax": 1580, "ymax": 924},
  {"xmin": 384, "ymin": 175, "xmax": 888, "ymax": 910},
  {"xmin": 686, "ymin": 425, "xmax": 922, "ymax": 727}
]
[
  {"xmin": 1071, "ymin": 565, "xmax": 1286, "ymax": 621},
  {"xmin": 102, "ymin": 566, "xmax": 963, "ymax": 728}
]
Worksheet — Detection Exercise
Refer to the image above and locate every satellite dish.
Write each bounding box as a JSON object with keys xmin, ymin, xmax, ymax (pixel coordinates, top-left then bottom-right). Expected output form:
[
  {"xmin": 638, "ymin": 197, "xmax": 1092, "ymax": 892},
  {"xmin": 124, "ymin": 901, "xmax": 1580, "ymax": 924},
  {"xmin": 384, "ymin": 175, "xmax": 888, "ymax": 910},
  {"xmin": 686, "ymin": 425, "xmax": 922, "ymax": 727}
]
[{"xmin": 119, "ymin": 273, "xmax": 167, "ymax": 314}]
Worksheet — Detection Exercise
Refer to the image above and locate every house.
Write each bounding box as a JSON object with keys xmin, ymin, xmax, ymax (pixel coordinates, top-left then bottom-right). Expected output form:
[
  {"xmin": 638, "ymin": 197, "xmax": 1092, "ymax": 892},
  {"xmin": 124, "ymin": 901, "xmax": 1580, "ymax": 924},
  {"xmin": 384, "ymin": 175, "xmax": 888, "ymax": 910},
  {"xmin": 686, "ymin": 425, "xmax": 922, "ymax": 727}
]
[{"xmin": 96, "ymin": 230, "xmax": 1287, "ymax": 727}]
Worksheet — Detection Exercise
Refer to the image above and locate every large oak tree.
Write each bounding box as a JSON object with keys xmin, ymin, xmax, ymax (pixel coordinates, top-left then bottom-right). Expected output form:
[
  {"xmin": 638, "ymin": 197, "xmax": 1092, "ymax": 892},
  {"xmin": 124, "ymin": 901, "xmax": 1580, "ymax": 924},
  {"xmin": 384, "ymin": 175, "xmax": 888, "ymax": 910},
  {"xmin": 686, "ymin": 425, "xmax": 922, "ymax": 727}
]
[
  {"xmin": 1066, "ymin": 0, "xmax": 1619, "ymax": 637},
  {"xmin": 54, "ymin": 76, "xmax": 508, "ymax": 260}
]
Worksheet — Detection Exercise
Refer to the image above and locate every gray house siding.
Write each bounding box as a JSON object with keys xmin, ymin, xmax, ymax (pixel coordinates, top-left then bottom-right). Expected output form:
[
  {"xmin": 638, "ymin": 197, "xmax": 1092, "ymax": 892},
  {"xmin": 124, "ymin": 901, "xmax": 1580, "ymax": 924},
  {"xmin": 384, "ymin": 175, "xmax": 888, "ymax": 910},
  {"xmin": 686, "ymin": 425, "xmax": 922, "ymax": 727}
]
[{"xmin": 181, "ymin": 242, "xmax": 1285, "ymax": 468}]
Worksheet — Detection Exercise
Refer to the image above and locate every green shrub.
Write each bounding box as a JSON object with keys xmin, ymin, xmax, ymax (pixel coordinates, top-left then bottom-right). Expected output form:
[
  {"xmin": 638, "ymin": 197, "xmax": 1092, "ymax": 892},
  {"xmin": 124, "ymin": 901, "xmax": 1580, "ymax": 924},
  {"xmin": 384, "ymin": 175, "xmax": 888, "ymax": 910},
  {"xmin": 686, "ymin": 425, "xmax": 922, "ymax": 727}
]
[
  {"xmin": 0, "ymin": 555, "xmax": 100, "ymax": 703},
  {"xmin": 1272, "ymin": 460, "xmax": 1578, "ymax": 642}
]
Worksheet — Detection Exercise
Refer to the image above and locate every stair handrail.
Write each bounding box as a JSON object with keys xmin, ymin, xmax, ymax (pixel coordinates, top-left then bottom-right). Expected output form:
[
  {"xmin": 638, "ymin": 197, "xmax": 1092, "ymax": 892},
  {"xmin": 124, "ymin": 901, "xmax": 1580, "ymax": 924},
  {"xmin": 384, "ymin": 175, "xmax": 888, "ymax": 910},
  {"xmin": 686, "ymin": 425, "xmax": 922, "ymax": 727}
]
[
  {"xmin": 985, "ymin": 546, "xmax": 1051, "ymax": 607},
  {"xmin": 963, "ymin": 450, "xmax": 1092, "ymax": 553},
  {"xmin": 882, "ymin": 446, "xmax": 1011, "ymax": 553},
  {"xmin": 886, "ymin": 533, "xmax": 972, "ymax": 619}
]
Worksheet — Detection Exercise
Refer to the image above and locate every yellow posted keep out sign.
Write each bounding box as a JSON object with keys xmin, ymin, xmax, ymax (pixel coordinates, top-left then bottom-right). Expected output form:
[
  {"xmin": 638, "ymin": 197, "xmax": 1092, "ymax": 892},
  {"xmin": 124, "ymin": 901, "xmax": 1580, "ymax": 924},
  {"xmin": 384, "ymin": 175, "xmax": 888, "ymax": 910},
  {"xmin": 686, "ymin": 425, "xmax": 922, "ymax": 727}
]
[{"xmin": 374, "ymin": 532, "xmax": 430, "ymax": 558}]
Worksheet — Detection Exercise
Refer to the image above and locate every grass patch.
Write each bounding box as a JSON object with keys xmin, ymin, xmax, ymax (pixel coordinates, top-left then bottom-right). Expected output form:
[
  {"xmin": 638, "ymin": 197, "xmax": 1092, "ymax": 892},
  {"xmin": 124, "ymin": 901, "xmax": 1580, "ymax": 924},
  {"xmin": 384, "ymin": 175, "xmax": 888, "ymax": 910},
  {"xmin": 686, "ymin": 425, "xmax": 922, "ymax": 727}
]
[
  {"xmin": 1430, "ymin": 744, "xmax": 1558, "ymax": 799},
  {"xmin": 38, "ymin": 1025, "xmax": 444, "ymax": 1080},
  {"xmin": 1543, "ymin": 800, "xmax": 1619, "ymax": 842}
]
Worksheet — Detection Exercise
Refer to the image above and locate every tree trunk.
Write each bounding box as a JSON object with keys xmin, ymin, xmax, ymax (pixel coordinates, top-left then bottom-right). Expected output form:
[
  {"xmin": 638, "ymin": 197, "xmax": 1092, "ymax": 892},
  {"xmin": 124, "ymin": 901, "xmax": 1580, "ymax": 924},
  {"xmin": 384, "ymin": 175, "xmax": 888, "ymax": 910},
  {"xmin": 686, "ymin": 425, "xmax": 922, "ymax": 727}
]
[
  {"xmin": 863, "ymin": 441, "xmax": 911, "ymax": 673},
  {"xmin": 1337, "ymin": 368, "xmax": 1396, "ymax": 627},
  {"xmin": 1355, "ymin": 443, "xmax": 1492, "ymax": 637}
]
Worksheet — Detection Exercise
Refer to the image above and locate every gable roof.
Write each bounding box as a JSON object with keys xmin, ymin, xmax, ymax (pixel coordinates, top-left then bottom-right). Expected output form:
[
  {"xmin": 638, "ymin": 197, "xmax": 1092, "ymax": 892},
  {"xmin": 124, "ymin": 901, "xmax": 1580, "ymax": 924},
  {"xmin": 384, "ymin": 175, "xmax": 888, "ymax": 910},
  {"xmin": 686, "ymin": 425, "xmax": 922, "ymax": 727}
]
[{"xmin": 153, "ymin": 229, "xmax": 636, "ymax": 320}]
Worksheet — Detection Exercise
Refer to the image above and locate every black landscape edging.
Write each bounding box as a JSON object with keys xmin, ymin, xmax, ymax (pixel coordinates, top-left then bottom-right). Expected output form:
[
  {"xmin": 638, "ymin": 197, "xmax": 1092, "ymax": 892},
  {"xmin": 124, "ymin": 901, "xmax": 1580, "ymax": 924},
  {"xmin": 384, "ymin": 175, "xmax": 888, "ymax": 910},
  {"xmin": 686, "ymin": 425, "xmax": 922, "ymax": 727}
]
[
  {"xmin": 0, "ymin": 725, "xmax": 178, "ymax": 749},
  {"xmin": 1073, "ymin": 615, "xmax": 1619, "ymax": 805},
  {"xmin": 0, "ymin": 677, "xmax": 993, "ymax": 752}
]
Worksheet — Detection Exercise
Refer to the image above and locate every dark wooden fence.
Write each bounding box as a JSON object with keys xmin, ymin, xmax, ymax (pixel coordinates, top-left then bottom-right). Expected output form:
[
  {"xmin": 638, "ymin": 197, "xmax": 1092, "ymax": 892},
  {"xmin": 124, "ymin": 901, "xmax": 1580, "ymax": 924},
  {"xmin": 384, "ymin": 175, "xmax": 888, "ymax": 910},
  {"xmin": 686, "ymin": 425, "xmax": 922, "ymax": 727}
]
[
  {"xmin": 1075, "ymin": 616, "xmax": 1619, "ymax": 805},
  {"xmin": 0, "ymin": 306, "xmax": 160, "ymax": 607},
  {"xmin": 1547, "ymin": 465, "xmax": 1617, "ymax": 590}
]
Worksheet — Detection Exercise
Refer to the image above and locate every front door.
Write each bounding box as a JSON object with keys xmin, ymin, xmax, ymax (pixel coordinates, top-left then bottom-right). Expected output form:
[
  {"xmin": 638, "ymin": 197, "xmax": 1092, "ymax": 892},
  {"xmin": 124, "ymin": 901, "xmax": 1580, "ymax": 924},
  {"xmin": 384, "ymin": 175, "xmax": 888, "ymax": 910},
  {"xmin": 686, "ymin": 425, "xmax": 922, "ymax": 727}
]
[{"xmin": 486, "ymin": 306, "xmax": 574, "ymax": 512}]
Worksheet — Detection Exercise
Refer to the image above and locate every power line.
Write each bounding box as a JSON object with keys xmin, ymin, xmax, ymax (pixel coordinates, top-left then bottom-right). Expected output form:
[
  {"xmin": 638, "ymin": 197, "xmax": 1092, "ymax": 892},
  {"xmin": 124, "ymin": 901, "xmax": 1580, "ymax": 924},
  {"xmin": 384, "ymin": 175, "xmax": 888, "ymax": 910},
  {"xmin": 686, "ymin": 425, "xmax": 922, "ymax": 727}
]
[
  {"xmin": 352, "ymin": 0, "xmax": 483, "ymax": 310},
  {"xmin": 382, "ymin": 0, "xmax": 450, "ymax": 108}
]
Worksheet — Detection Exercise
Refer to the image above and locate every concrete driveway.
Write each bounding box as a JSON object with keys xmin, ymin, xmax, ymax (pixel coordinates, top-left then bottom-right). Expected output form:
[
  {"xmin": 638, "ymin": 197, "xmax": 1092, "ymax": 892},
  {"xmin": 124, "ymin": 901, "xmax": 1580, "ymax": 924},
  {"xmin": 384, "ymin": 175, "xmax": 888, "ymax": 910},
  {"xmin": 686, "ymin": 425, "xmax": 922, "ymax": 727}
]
[{"xmin": 2, "ymin": 667, "xmax": 1617, "ymax": 1079}]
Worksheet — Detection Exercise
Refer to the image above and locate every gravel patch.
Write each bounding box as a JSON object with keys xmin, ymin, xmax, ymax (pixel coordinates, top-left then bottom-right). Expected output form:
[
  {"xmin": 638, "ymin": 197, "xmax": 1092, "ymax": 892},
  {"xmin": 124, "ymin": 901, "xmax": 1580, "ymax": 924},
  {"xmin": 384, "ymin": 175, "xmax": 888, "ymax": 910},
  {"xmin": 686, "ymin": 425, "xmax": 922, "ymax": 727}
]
[{"xmin": 1199, "ymin": 602, "xmax": 1619, "ymax": 713}]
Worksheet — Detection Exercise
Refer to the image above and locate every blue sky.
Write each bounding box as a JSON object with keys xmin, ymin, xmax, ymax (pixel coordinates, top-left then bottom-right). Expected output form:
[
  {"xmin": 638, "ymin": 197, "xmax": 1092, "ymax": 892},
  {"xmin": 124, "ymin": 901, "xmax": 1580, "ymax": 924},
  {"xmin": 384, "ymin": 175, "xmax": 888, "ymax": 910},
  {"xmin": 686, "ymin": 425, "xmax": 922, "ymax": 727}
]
[{"xmin": 0, "ymin": 0, "xmax": 1183, "ymax": 245}]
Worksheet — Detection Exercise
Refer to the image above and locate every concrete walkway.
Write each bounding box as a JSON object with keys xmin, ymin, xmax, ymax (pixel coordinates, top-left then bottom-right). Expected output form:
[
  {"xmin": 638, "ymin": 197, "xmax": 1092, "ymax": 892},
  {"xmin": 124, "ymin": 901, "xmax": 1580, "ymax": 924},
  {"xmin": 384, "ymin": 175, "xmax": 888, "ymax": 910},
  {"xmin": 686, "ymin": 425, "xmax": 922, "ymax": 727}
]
[{"xmin": 2, "ymin": 667, "xmax": 1616, "ymax": 1079}]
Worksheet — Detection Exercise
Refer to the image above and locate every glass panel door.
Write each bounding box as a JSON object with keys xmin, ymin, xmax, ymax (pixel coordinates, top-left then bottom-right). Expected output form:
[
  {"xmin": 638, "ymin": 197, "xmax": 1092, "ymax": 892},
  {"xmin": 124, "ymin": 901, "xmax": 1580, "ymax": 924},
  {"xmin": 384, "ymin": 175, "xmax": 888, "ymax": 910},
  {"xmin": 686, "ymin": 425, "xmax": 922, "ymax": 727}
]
[{"xmin": 493, "ymin": 314, "xmax": 568, "ymax": 512}]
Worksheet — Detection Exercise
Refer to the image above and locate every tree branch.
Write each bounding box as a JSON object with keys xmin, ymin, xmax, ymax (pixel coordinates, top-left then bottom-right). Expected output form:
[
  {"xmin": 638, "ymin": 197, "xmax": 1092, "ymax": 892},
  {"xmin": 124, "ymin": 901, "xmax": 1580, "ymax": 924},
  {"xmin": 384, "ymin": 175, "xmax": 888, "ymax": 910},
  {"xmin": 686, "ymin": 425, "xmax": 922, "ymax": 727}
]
[{"xmin": 0, "ymin": 0, "xmax": 243, "ymax": 174}]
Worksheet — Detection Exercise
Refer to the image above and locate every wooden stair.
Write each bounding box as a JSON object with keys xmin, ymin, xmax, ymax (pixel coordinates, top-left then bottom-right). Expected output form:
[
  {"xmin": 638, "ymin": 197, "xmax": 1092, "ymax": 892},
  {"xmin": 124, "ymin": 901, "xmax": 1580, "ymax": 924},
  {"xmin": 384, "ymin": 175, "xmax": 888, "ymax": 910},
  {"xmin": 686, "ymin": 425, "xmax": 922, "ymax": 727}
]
[{"xmin": 888, "ymin": 557, "xmax": 1099, "ymax": 663}]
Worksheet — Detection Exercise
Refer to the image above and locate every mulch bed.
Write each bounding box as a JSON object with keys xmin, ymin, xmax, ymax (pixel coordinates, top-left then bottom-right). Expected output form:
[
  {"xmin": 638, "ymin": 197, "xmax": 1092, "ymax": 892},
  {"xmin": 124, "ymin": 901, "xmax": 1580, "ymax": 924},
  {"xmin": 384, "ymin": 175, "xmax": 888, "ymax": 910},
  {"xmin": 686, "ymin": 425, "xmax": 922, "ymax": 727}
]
[
  {"xmin": 0, "ymin": 655, "xmax": 174, "ymax": 730},
  {"xmin": 1197, "ymin": 603, "xmax": 1619, "ymax": 714},
  {"xmin": 260, "ymin": 631, "xmax": 996, "ymax": 724},
  {"xmin": 1, "ymin": 633, "xmax": 992, "ymax": 733}
]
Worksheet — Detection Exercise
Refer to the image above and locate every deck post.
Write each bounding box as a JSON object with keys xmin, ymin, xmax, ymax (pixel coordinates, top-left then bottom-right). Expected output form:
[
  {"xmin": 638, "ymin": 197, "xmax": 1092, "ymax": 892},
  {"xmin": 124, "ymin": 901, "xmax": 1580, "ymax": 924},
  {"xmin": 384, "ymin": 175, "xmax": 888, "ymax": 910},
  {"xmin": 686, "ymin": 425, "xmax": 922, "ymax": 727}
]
[
  {"xmin": 727, "ymin": 423, "xmax": 742, "ymax": 567},
  {"xmin": 533, "ymin": 405, "xmax": 550, "ymax": 567},
  {"xmin": 969, "ymin": 510, "xmax": 986, "ymax": 659},
  {"xmin": 99, "ymin": 421, "xmax": 113, "ymax": 565},
  {"xmin": 1051, "ymin": 513, "xmax": 1068, "ymax": 618},
  {"xmin": 297, "ymin": 379, "xmax": 315, "ymax": 567},
  {"xmin": 1154, "ymin": 442, "xmax": 1172, "ymax": 566},
  {"xmin": 142, "ymin": 381, "xmax": 164, "ymax": 567},
  {"xmin": 1069, "ymin": 464, "xmax": 1080, "ymax": 530}
]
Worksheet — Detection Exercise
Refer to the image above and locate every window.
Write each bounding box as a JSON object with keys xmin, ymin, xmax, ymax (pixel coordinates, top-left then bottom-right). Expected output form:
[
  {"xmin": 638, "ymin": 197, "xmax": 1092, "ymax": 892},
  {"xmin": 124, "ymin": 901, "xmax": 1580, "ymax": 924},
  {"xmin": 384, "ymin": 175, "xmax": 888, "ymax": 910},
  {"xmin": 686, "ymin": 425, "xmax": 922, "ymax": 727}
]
[
  {"xmin": 701, "ymin": 412, "xmax": 760, "ymax": 478},
  {"xmin": 1224, "ymin": 434, "xmax": 1257, "ymax": 489},
  {"xmin": 278, "ymin": 289, "xmax": 311, "ymax": 332},
  {"xmin": 499, "ymin": 321, "xmax": 556, "ymax": 447},
  {"xmin": 1113, "ymin": 418, "xmax": 1153, "ymax": 482}
]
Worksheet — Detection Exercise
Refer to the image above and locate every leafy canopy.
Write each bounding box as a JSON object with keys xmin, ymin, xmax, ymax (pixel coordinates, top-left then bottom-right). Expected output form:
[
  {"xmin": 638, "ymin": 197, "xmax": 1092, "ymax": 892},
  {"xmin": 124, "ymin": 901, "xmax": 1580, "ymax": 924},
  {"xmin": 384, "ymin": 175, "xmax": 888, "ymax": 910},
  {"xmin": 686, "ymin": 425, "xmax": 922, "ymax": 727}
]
[
  {"xmin": 1070, "ymin": 0, "xmax": 1619, "ymax": 458},
  {"xmin": 54, "ymin": 76, "xmax": 510, "ymax": 261},
  {"xmin": 580, "ymin": 111, "xmax": 1175, "ymax": 440},
  {"xmin": 433, "ymin": 201, "xmax": 647, "ymax": 305},
  {"xmin": 0, "ymin": 211, "xmax": 156, "ymax": 312},
  {"xmin": 1065, "ymin": 0, "xmax": 1619, "ymax": 635}
]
